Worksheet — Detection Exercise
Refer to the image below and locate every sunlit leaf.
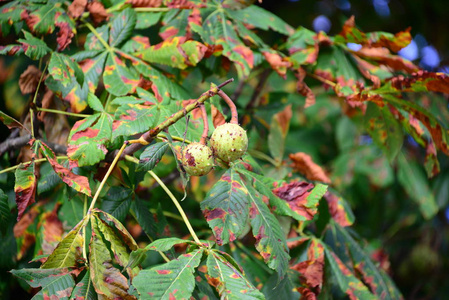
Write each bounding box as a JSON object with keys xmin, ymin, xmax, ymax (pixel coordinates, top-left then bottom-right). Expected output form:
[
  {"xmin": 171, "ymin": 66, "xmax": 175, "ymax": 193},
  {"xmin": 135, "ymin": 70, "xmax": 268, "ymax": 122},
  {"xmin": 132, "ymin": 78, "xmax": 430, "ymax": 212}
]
[
  {"xmin": 48, "ymin": 52, "xmax": 84, "ymax": 87},
  {"xmin": 112, "ymin": 100, "xmax": 158, "ymax": 139},
  {"xmin": 133, "ymin": 249, "xmax": 204, "ymax": 300},
  {"xmin": 109, "ymin": 8, "xmax": 137, "ymax": 47},
  {"xmin": 103, "ymin": 52, "xmax": 140, "ymax": 96},
  {"xmin": 41, "ymin": 217, "xmax": 85, "ymax": 269}
]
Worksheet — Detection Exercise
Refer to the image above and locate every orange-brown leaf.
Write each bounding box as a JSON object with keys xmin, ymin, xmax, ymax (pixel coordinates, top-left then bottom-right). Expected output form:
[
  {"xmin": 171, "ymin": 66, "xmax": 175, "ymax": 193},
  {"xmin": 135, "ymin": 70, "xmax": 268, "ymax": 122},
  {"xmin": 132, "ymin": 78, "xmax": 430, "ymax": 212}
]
[
  {"xmin": 289, "ymin": 152, "xmax": 331, "ymax": 184},
  {"xmin": 68, "ymin": 0, "xmax": 87, "ymax": 19},
  {"xmin": 87, "ymin": 1, "xmax": 109, "ymax": 24},
  {"xmin": 19, "ymin": 65, "xmax": 42, "ymax": 95},
  {"xmin": 211, "ymin": 105, "xmax": 226, "ymax": 128}
]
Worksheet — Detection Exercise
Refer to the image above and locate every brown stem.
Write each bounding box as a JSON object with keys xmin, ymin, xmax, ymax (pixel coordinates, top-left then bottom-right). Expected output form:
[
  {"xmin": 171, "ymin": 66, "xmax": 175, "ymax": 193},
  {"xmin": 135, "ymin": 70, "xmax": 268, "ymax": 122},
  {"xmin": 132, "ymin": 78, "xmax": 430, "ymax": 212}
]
[
  {"xmin": 217, "ymin": 90, "xmax": 238, "ymax": 124},
  {"xmin": 115, "ymin": 79, "xmax": 234, "ymax": 160},
  {"xmin": 308, "ymin": 73, "xmax": 336, "ymax": 87},
  {"xmin": 199, "ymin": 104, "xmax": 209, "ymax": 145}
]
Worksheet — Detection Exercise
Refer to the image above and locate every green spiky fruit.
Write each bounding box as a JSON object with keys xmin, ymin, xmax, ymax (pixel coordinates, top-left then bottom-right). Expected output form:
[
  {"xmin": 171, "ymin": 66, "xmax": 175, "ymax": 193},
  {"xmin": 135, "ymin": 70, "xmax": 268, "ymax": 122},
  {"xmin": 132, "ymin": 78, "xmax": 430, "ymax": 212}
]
[
  {"xmin": 181, "ymin": 143, "xmax": 214, "ymax": 176},
  {"xmin": 210, "ymin": 123, "xmax": 248, "ymax": 163}
]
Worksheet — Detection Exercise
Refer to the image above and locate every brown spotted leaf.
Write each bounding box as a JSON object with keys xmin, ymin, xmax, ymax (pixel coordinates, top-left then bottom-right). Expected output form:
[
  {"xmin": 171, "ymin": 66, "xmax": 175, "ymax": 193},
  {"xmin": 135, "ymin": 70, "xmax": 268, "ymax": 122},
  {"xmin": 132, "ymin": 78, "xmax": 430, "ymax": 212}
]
[
  {"xmin": 68, "ymin": 0, "xmax": 87, "ymax": 19},
  {"xmin": 289, "ymin": 152, "xmax": 331, "ymax": 184},
  {"xmin": 272, "ymin": 181, "xmax": 328, "ymax": 221},
  {"xmin": 40, "ymin": 141, "xmax": 91, "ymax": 196},
  {"xmin": 14, "ymin": 160, "xmax": 37, "ymax": 221},
  {"xmin": 262, "ymin": 49, "xmax": 291, "ymax": 79},
  {"xmin": 206, "ymin": 250, "xmax": 265, "ymax": 300},
  {"xmin": 323, "ymin": 191, "xmax": 355, "ymax": 227},
  {"xmin": 200, "ymin": 168, "xmax": 250, "ymax": 245},
  {"xmin": 0, "ymin": 110, "xmax": 27, "ymax": 131},
  {"xmin": 10, "ymin": 268, "xmax": 75, "ymax": 299},
  {"xmin": 133, "ymin": 249, "xmax": 204, "ymax": 300}
]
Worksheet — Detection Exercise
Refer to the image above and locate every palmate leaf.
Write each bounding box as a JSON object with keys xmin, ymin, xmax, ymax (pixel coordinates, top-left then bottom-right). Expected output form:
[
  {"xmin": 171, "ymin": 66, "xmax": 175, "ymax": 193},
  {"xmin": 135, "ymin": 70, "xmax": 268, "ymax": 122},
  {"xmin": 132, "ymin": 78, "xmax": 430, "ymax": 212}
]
[
  {"xmin": 397, "ymin": 153, "xmax": 438, "ymax": 219},
  {"xmin": 70, "ymin": 270, "xmax": 97, "ymax": 300},
  {"xmin": 41, "ymin": 217, "xmax": 85, "ymax": 269},
  {"xmin": 364, "ymin": 102, "xmax": 404, "ymax": 162},
  {"xmin": 14, "ymin": 160, "xmax": 37, "ymax": 221},
  {"xmin": 135, "ymin": 36, "xmax": 207, "ymax": 69},
  {"xmin": 89, "ymin": 216, "xmax": 133, "ymax": 299},
  {"xmin": 242, "ymin": 182, "xmax": 290, "ymax": 279},
  {"xmin": 206, "ymin": 251, "xmax": 264, "ymax": 300},
  {"xmin": 133, "ymin": 249, "xmax": 204, "ymax": 300},
  {"xmin": 200, "ymin": 168, "xmax": 250, "ymax": 245},
  {"xmin": 10, "ymin": 268, "xmax": 75, "ymax": 300},
  {"xmin": 194, "ymin": 9, "xmax": 254, "ymax": 78},
  {"xmin": 324, "ymin": 221, "xmax": 403, "ymax": 299}
]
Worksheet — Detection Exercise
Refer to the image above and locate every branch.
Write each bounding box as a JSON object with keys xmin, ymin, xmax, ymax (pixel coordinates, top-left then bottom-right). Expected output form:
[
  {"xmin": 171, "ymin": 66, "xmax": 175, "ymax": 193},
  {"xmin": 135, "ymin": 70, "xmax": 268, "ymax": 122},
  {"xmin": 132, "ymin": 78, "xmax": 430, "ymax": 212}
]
[
  {"xmin": 113, "ymin": 78, "xmax": 234, "ymax": 160},
  {"xmin": 0, "ymin": 134, "xmax": 67, "ymax": 157}
]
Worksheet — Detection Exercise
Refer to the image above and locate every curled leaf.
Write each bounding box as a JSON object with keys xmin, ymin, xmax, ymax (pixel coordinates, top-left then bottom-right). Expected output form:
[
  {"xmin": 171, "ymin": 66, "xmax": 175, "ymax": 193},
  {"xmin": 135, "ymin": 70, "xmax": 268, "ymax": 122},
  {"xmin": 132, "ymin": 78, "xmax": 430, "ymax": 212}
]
[{"xmin": 289, "ymin": 152, "xmax": 331, "ymax": 184}]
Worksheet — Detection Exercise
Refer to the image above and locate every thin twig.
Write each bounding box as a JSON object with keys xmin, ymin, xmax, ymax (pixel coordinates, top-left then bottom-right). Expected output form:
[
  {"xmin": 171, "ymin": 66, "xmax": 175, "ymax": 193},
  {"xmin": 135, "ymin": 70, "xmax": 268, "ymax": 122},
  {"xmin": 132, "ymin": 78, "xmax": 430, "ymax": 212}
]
[
  {"xmin": 36, "ymin": 107, "xmax": 91, "ymax": 118},
  {"xmin": 199, "ymin": 104, "xmax": 209, "ymax": 145},
  {"xmin": 308, "ymin": 73, "xmax": 337, "ymax": 87},
  {"xmin": 115, "ymin": 79, "xmax": 234, "ymax": 160},
  {"xmin": 217, "ymin": 90, "xmax": 238, "ymax": 124}
]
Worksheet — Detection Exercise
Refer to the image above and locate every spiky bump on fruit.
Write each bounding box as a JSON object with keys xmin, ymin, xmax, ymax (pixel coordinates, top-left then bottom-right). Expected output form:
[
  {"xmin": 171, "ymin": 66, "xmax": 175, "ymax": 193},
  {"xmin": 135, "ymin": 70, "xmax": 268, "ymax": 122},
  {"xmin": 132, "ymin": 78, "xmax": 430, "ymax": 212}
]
[
  {"xmin": 181, "ymin": 142, "xmax": 214, "ymax": 176},
  {"xmin": 210, "ymin": 123, "xmax": 248, "ymax": 163}
]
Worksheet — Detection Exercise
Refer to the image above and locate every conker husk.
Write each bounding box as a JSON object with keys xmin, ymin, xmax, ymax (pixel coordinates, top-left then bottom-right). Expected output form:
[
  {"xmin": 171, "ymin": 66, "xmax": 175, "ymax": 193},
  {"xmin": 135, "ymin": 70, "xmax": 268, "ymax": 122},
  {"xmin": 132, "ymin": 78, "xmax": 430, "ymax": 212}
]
[
  {"xmin": 210, "ymin": 123, "xmax": 248, "ymax": 163},
  {"xmin": 181, "ymin": 142, "xmax": 214, "ymax": 176}
]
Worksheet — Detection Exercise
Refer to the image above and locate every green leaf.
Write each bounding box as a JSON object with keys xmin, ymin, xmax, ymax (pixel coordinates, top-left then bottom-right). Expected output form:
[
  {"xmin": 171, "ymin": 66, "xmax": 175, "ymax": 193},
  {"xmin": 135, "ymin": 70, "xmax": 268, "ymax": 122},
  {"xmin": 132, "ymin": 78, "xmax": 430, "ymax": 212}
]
[
  {"xmin": 198, "ymin": 10, "xmax": 254, "ymax": 77},
  {"xmin": 135, "ymin": 37, "xmax": 207, "ymax": 69},
  {"xmin": 101, "ymin": 186, "xmax": 132, "ymax": 223},
  {"xmin": 136, "ymin": 12, "xmax": 162, "ymax": 29},
  {"xmin": 200, "ymin": 169, "xmax": 250, "ymax": 245},
  {"xmin": 0, "ymin": 189, "xmax": 11, "ymax": 235},
  {"xmin": 324, "ymin": 221, "xmax": 403, "ymax": 299},
  {"xmin": 397, "ymin": 153, "xmax": 438, "ymax": 219},
  {"xmin": 89, "ymin": 216, "xmax": 132, "ymax": 298},
  {"xmin": 267, "ymin": 105, "xmax": 291, "ymax": 163},
  {"xmin": 242, "ymin": 182, "xmax": 290, "ymax": 279},
  {"xmin": 17, "ymin": 31, "xmax": 52, "ymax": 60},
  {"xmin": 109, "ymin": 8, "xmax": 137, "ymax": 47},
  {"xmin": 286, "ymin": 27, "xmax": 319, "ymax": 66},
  {"xmin": 49, "ymin": 52, "xmax": 84, "ymax": 87},
  {"xmin": 94, "ymin": 215, "xmax": 135, "ymax": 274},
  {"xmin": 364, "ymin": 102, "xmax": 403, "ymax": 162},
  {"xmin": 14, "ymin": 161, "xmax": 37, "ymax": 221},
  {"xmin": 132, "ymin": 198, "xmax": 159, "ymax": 241},
  {"xmin": 323, "ymin": 244, "xmax": 377, "ymax": 300},
  {"xmin": 137, "ymin": 142, "xmax": 169, "ymax": 172},
  {"xmin": 133, "ymin": 249, "xmax": 204, "ymax": 300},
  {"xmin": 70, "ymin": 270, "xmax": 97, "ymax": 300},
  {"xmin": 95, "ymin": 209, "xmax": 138, "ymax": 250},
  {"xmin": 41, "ymin": 217, "xmax": 86, "ymax": 269},
  {"xmin": 228, "ymin": 5, "xmax": 293, "ymax": 36},
  {"xmin": 10, "ymin": 268, "xmax": 75, "ymax": 300},
  {"xmin": 206, "ymin": 251, "xmax": 264, "ymax": 300},
  {"xmin": 146, "ymin": 237, "xmax": 193, "ymax": 252},
  {"xmin": 103, "ymin": 52, "xmax": 140, "ymax": 96},
  {"xmin": 25, "ymin": 3, "xmax": 58, "ymax": 34},
  {"xmin": 87, "ymin": 93, "xmax": 105, "ymax": 112},
  {"xmin": 113, "ymin": 101, "xmax": 158, "ymax": 139},
  {"xmin": 67, "ymin": 113, "xmax": 112, "ymax": 167}
]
